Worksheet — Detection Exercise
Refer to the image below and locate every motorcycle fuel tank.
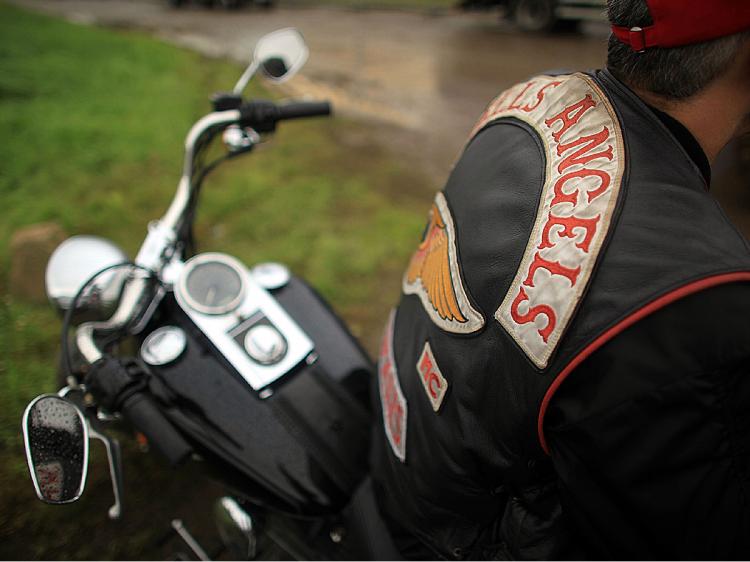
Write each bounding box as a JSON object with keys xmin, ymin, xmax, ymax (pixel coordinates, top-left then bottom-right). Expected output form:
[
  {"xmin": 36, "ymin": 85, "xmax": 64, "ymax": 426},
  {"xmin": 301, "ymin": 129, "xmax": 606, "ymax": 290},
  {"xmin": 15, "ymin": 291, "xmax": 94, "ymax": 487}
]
[{"xmin": 142, "ymin": 272, "xmax": 373, "ymax": 515}]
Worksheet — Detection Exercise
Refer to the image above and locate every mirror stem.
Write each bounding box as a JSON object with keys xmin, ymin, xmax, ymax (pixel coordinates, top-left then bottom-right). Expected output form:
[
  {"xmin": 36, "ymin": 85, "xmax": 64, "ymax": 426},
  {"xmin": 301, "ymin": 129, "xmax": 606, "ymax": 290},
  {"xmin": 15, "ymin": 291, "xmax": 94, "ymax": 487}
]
[
  {"xmin": 89, "ymin": 426, "xmax": 124, "ymax": 520},
  {"xmin": 233, "ymin": 60, "xmax": 260, "ymax": 96}
]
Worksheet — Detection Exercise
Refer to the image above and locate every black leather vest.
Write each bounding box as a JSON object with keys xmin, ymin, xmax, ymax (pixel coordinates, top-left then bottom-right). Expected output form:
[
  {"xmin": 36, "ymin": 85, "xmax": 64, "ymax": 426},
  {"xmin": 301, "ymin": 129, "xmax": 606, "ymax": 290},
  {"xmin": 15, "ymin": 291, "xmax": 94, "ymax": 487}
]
[{"xmin": 371, "ymin": 69, "xmax": 750, "ymax": 559}]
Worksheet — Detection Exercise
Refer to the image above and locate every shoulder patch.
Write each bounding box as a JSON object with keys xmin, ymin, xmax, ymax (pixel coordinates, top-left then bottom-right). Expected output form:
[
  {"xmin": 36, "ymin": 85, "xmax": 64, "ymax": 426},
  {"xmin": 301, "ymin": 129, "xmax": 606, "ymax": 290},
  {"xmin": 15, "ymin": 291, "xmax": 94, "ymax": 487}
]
[
  {"xmin": 378, "ymin": 310, "xmax": 407, "ymax": 462},
  {"xmin": 417, "ymin": 341, "xmax": 448, "ymax": 412},
  {"xmin": 473, "ymin": 73, "xmax": 625, "ymax": 369},
  {"xmin": 403, "ymin": 192, "xmax": 484, "ymax": 334}
]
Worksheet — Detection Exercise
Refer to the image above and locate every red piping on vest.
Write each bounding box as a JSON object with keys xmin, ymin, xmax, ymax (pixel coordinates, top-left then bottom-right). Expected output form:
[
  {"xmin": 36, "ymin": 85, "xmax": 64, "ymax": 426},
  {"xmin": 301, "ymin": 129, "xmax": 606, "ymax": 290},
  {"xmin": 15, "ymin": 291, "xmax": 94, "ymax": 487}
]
[{"xmin": 537, "ymin": 271, "xmax": 750, "ymax": 456}]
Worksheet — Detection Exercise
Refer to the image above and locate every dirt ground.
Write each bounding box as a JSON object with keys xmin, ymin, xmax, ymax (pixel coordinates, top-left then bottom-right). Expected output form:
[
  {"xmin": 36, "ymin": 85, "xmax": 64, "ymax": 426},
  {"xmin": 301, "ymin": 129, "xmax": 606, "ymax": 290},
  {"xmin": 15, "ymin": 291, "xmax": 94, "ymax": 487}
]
[{"xmin": 10, "ymin": 0, "xmax": 612, "ymax": 182}]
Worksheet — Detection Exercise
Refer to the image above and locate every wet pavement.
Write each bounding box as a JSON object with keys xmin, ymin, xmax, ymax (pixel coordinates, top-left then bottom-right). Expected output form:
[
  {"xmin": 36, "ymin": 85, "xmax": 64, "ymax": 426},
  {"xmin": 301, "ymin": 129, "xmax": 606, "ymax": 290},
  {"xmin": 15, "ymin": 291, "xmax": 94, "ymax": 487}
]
[
  {"xmin": 10, "ymin": 0, "xmax": 748, "ymax": 208},
  {"xmin": 11, "ymin": 0, "xmax": 610, "ymax": 181}
]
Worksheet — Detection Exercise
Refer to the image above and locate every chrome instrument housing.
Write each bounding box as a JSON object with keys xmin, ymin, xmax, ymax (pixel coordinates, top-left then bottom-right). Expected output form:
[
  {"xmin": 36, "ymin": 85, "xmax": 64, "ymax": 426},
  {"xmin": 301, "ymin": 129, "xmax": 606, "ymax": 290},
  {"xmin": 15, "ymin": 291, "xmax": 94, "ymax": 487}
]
[
  {"xmin": 173, "ymin": 252, "xmax": 314, "ymax": 390},
  {"xmin": 177, "ymin": 253, "xmax": 247, "ymax": 315}
]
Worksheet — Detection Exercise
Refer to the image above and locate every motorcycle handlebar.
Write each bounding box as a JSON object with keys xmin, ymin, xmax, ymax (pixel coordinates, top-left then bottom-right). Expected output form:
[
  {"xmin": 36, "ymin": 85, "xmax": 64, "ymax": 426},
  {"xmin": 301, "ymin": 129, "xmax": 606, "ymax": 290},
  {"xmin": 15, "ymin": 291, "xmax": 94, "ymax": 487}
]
[
  {"xmin": 277, "ymin": 101, "xmax": 332, "ymax": 120},
  {"xmin": 239, "ymin": 99, "xmax": 332, "ymax": 133},
  {"xmin": 78, "ymin": 99, "xmax": 332, "ymax": 364},
  {"xmin": 120, "ymin": 392, "xmax": 193, "ymax": 466},
  {"xmin": 86, "ymin": 357, "xmax": 193, "ymax": 466}
]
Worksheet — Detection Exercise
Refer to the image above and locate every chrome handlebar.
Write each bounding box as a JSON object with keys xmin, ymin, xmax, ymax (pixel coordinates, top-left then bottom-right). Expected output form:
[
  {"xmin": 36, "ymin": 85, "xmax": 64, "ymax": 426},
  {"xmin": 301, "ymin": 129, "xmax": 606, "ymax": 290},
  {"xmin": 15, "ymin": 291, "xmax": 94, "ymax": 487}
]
[
  {"xmin": 75, "ymin": 109, "xmax": 243, "ymax": 364},
  {"xmin": 162, "ymin": 110, "xmax": 241, "ymax": 234}
]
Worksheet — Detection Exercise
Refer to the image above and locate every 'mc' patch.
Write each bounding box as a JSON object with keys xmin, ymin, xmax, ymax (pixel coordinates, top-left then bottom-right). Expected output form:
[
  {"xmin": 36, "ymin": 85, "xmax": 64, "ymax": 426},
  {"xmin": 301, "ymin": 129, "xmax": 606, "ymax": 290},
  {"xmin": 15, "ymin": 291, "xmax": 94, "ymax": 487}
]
[
  {"xmin": 378, "ymin": 310, "xmax": 407, "ymax": 462},
  {"xmin": 417, "ymin": 341, "xmax": 448, "ymax": 412},
  {"xmin": 471, "ymin": 73, "xmax": 625, "ymax": 369}
]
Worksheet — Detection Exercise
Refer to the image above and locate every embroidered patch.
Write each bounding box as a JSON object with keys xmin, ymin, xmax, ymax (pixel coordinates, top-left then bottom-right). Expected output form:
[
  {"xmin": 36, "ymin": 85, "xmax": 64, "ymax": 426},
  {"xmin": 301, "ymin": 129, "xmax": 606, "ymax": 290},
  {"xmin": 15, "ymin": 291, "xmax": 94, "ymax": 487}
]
[
  {"xmin": 417, "ymin": 342, "xmax": 448, "ymax": 412},
  {"xmin": 403, "ymin": 192, "xmax": 484, "ymax": 334},
  {"xmin": 378, "ymin": 310, "xmax": 407, "ymax": 462},
  {"xmin": 471, "ymin": 74, "xmax": 625, "ymax": 369}
]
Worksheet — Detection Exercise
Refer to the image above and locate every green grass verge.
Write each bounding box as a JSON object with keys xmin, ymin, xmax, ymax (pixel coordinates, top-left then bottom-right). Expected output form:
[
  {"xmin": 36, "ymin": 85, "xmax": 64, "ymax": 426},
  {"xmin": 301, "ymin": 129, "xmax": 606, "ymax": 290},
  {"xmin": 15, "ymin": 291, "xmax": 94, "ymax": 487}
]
[{"xmin": 0, "ymin": 3, "xmax": 431, "ymax": 558}]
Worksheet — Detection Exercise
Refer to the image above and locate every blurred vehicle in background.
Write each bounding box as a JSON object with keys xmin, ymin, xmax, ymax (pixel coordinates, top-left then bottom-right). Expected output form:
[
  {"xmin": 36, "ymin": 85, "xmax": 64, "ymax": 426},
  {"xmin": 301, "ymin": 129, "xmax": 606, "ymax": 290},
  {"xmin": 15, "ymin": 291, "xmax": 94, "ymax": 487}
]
[
  {"xmin": 461, "ymin": 0, "xmax": 607, "ymax": 32},
  {"xmin": 169, "ymin": 0, "xmax": 273, "ymax": 10}
]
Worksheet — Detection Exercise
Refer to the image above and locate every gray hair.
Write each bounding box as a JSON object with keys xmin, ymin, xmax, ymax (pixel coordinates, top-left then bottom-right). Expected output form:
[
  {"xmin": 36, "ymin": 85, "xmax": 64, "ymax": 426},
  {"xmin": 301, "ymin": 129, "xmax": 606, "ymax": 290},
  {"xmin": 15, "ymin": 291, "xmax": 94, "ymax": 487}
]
[{"xmin": 606, "ymin": 0, "xmax": 750, "ymax": 100}]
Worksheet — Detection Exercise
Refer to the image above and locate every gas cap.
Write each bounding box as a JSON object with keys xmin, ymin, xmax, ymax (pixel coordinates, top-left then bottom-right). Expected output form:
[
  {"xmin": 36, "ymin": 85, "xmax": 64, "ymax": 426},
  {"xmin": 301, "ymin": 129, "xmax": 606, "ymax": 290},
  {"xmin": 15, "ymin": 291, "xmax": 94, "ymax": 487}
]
[
  {"xmin": 250, "ymin": 262, "xmax": 290, "ymax": 290},
  {"xmin": 141, "ymin": 326, "xmax": 187, "ymax": 366},
  {"xmin": 244, "ymin": 325, "xmax": 287, "ymax": 365}
]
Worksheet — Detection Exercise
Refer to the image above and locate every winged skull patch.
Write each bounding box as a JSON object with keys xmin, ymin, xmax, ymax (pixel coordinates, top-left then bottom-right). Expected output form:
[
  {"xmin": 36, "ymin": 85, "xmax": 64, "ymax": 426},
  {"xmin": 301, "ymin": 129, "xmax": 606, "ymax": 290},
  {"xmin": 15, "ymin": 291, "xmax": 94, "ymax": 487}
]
[{"xmin": 403, "ymin": 192, "xmax": 484, "ymax": 334}]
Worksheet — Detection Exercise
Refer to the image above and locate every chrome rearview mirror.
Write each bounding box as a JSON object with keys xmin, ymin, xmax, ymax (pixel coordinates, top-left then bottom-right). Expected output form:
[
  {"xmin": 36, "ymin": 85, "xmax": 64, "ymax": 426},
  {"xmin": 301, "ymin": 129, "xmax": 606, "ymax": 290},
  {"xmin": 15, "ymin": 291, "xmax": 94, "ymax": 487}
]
[
  {"xmin": 233, "ymin": 28, "xmax": 309, "ymax": 94},
  {"xmin": 255, "ymin": 28, "xmax": 308, "ymax": 82},
  {"xmin": 46, "ymin": 235, "xmax": 128, "ymax": 314},
  {"xmin": 22, "ymin": 394, "xmax": 89, "ymax": 504}
]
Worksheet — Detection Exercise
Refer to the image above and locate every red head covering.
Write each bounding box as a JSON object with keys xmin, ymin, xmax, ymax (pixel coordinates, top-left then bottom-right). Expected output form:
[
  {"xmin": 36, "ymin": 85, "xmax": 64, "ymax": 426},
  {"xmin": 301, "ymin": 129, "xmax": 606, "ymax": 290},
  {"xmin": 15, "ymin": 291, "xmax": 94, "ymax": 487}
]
[{"xmin": 611, "ymin": 0, "xmax": 750, "ymax": 52}]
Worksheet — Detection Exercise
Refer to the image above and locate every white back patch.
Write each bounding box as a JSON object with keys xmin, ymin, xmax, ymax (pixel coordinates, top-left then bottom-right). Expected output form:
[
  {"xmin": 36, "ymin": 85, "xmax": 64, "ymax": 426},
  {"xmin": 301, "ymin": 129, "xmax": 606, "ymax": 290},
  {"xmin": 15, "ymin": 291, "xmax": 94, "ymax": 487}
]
[
  {"xmin": 378, "ymin": 310, "xmax": 407, "ymax": 462},
  {"xmin": 471, "ymin": 73, "xmax": 625, "ymax": 369},
  {"xmin": 417, "ymin": 342, "xmax": 448, "ymax": 412}
]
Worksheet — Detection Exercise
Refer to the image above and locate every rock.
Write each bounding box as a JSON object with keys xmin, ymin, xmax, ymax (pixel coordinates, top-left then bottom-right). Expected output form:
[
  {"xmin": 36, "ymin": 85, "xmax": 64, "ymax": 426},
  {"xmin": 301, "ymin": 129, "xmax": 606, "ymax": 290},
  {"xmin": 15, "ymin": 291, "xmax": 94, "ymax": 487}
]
[{"xmin": 9, "ymin": 223, "xmax": 67, "ymax": 304}]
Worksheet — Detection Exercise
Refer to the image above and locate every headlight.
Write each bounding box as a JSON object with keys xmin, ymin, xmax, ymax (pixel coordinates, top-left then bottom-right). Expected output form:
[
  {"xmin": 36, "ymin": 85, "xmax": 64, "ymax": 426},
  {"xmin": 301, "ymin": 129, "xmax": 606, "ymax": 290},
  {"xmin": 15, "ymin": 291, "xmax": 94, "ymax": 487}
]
[{"xmin": 45, "ymin": 235, "xmax": 128, "ymax": 314}]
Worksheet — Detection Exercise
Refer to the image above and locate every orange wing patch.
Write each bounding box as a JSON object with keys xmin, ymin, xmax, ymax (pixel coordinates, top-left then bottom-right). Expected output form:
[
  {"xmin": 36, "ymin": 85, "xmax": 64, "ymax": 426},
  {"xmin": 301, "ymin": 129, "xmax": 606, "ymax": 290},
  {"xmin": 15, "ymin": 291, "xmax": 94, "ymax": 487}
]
[
  {"xmin": 405, "ymin": 205, "xmax": 466, "ymax": 323},
  {"xmin": 403, "ymin": 192, "xmax": 484, "ymax": 334}
]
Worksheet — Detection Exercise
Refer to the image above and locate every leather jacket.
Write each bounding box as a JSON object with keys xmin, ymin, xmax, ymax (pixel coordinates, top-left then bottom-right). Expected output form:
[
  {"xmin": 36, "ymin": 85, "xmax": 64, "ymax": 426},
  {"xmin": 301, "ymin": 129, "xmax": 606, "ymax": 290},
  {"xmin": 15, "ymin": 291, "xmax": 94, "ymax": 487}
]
[{"xmin": 371, "ymin": 69, "xmax": 750, "ymax": 559}]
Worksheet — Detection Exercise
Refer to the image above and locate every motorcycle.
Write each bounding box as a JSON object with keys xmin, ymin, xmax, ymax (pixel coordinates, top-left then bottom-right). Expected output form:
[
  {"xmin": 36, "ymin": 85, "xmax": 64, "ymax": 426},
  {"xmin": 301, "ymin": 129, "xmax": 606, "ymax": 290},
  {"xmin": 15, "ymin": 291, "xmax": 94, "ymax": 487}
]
[{"xmin": 21, "ymin": 28, "xmax": 399, "ymax": 560}]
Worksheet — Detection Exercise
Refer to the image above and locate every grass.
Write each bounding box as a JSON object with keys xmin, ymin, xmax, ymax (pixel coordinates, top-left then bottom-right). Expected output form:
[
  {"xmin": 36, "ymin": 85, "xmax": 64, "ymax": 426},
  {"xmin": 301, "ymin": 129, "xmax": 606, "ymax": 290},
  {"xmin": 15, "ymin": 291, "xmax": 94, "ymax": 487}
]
[{"xmin": 0, "ymin": 3, "xmax": 431, "ymax": 558}]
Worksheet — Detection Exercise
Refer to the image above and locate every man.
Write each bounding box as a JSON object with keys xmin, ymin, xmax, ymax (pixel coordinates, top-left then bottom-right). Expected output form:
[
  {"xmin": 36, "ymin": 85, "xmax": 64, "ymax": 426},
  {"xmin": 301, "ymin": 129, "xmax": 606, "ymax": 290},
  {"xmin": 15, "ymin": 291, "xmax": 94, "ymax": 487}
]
[{"xmin": 371, "ymin": 0, "xmax": 750, "ymax": 558}]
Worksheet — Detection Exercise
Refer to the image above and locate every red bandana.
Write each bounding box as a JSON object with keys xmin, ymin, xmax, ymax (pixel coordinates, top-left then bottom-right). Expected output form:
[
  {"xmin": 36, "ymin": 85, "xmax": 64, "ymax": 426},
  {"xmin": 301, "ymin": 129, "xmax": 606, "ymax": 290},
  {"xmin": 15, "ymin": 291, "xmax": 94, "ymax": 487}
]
[{"xmin": 611, "ymin": 0, "xmax": 750, "ymax": 52}]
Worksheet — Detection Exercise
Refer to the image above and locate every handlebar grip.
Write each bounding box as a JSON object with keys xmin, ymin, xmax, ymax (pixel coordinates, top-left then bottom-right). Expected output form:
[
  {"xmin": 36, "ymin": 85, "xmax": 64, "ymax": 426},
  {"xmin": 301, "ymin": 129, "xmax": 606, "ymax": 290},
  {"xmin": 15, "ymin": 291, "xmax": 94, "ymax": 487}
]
[
  {"xmin": 85, "ymin": 357, "xmax": 192, "ymax": 466},
  {"xmin": 120, "ymin": 392, "xmax": 192, "ymax": 466},
  {"xmin": 276, "ymin": 101, "xmax": 332, "ymax": 121},
  {"xmin": 239, "ymin": 100, "xmax": 332, "ymax": 133}
]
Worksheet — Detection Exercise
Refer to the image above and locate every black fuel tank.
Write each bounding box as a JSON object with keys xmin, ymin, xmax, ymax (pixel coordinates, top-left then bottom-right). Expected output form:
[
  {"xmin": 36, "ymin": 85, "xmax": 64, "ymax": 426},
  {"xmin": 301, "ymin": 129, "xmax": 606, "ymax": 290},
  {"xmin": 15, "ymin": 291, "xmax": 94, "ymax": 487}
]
[{"xmin": 144, "ymin": 275, "xmax": 374, "ymax": 515}]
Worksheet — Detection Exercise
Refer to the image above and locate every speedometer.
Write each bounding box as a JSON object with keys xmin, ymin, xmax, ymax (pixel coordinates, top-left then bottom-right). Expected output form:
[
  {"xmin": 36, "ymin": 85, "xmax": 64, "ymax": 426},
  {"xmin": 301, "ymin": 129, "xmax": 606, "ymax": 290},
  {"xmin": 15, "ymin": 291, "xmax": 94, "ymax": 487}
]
[{"xmin": 177, "ymin": 253, "xmax": 246, "ymax": 315}]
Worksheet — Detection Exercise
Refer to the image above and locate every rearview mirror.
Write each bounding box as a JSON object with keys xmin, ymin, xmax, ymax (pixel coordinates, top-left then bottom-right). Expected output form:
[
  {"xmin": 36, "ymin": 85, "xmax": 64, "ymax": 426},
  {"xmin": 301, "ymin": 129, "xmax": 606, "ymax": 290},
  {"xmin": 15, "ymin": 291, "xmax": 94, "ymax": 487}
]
[
  {"xmin": 255, "ymin": 28, "xmax": 309, "ymax": 82},
  {"xmin": 22, "ymin": 394, "xmax": 89, "ymax": 504},
  {"xmin": 233, "ymin": 28, "xmax": 309, "ymax": 94}
]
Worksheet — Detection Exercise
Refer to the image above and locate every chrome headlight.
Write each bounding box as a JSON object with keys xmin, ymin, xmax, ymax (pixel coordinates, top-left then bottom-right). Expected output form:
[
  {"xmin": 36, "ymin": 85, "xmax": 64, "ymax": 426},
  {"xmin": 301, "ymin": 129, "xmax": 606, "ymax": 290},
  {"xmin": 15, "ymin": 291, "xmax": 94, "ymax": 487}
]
[{"xmin": 45, "ymin": 235, "xmax": 128, "ymax": 314}]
